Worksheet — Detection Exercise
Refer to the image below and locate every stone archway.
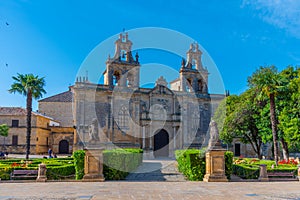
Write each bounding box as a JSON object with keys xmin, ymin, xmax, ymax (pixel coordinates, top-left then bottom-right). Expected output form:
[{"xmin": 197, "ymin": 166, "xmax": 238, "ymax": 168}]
[
  {"xmin": 154, "ymin": 129, "xmax": 169, "ymax": 157},
  {"xmin": 59, "ymin": 140, "xmax": 69, "ymax": 154}
]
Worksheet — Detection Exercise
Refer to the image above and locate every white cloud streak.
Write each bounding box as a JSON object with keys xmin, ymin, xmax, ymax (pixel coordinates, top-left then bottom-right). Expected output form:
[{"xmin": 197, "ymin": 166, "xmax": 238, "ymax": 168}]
[{"xmin": 242, "ymin": 0, "xmax": 300, "ymax": 38}]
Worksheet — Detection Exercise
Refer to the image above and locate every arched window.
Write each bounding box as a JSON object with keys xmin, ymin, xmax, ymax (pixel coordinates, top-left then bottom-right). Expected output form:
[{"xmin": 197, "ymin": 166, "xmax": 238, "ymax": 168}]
[
  {"xmin": 113, "ymin": 71, "xmax": 120, "ymax": 85},
  {"xmin": 192, "ymin": 59, "xmax": 196, "ymax": 69},
  {"xmin": 120, "ymin": 50, "xmax": 127, "ymax": 61},
  {"xmin": 198, "ymin": 79, "xmax": 203, "ymax": 92},
  {"xmin": 186, "ymin": 78, "xmax": 192, "ymax": 92},
  {"xmin": 118, "ymin": 105, "xmax": 129, "ymax": 129}
]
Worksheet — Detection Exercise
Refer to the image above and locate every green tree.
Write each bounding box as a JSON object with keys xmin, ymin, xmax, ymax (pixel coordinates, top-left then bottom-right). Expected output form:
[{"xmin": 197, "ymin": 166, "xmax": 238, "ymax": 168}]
[
  {"xmin": 278, "ymin": 66, "xmax": 300, "ymax": 154},
  {"xmin": 0, "ymin": 124, "xmax": 9, "ymax": 149},
  {"xmin": 0, "ymin": 124, "xmax": 9, "ymax": 137},
  {"xmin": 214, "ymin": 90, "xmax": 267, "ymax": 159},
  {"xmin": 248, "ymin": 66, "xmax": 287, "ymax": 165},
  {"xmin": 8, "ymin": 73, "xmax": 46, "ymax": 159},
  {"xmin": 213, "ymin": 95, "xmax": 239, "ymax": 144}
]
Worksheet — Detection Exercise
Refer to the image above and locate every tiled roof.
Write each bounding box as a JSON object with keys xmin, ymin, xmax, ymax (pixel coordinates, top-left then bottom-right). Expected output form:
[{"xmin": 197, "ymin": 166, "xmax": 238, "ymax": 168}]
[
  {"xmin": 39, "ymin": 90, "xmax": 72, "ymax": 102},
  {"xmin": 0, "ymin": 107, "xmax": 54, "ymax": 119},
  {"xmin": 0, "ymin": 107, "xmax": 27, "ymax": 115}
]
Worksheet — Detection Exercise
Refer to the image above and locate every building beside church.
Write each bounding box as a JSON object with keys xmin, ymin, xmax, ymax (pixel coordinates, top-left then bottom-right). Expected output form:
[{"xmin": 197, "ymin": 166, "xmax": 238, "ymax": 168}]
[
  {"xmin": 72, "ymin": 32, "xmax": 225, "ymax": 158},
  {"xmin": 0, "ymin": 107, "xmax": 73, "ymax": 154}
]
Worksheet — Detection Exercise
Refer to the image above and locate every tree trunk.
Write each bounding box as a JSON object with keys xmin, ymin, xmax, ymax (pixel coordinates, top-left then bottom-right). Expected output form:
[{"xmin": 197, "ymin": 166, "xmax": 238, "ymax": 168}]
[
  {"xmin": 270, "ymin": 93, "xmax": 279, "ymax": 166},
  {"xmin": 26, "ymin": 91, "xmax": 32, "ymax": 160},
  {"xmin": 280, "ymin": 138, "xmax": 289, "ymax": 161}
]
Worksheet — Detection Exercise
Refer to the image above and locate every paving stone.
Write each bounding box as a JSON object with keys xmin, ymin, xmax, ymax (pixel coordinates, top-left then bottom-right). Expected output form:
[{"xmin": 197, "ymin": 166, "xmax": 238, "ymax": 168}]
[{"xmin": 125, "ymin": 158, "xmax": 186, "ymax": 182}]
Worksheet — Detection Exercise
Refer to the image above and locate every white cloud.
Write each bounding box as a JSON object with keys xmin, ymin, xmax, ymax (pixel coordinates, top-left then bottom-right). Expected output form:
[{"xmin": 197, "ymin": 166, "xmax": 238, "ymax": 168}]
[{"xmin": 242, "ymin": 0, "xmax": 300, "ymax": 38}]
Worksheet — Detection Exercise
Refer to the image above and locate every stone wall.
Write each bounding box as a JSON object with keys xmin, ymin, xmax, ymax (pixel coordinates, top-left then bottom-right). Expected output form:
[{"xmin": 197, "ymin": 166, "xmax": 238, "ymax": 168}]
[{"xmin": 39, "ymin": 102, "xmax": 73, "ymax": 127}]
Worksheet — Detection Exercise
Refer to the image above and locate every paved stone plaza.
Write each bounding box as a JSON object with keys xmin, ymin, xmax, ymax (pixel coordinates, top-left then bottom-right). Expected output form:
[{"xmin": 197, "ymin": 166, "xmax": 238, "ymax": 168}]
[
  {"xmin": 1, "ymin": 181, "xmax": 300, "ymax": 199},
  {"xmin": 1, "ymin": 159, "xmax": 300, "ymax": 199}
]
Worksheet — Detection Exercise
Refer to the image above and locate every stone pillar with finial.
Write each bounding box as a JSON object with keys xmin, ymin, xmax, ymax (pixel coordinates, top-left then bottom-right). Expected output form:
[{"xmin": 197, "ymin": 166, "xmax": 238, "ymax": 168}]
[{"xmin": 203, "ymin": 120, "xmax": 228, "ymax": 182}]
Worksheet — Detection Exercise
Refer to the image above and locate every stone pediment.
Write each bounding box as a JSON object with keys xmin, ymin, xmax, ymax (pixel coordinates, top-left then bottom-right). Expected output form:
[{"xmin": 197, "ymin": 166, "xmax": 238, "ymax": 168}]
[{"xmin": 149, "ymin": 85, "xmax": 174, "ymax": 96}]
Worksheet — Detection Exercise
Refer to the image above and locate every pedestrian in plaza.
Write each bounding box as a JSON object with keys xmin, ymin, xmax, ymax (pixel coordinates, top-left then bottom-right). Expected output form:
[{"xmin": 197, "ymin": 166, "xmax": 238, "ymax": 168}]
[{"xmin": 48, "ymin": 148, "xmax": 53, "ymax": 158}]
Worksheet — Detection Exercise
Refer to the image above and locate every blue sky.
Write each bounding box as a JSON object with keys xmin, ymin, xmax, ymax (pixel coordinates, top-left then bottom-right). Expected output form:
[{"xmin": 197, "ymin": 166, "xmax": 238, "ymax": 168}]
[{"xmin": 1, "ymin": 0, "xmax": 300, "ymax": 110}]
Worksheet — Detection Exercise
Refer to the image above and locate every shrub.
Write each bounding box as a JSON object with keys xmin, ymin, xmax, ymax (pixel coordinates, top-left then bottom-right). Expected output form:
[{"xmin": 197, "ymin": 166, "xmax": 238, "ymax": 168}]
[
  {"xmin": 224, "ymin": 151, "xmax": 233, "ymax": 180},
  {"xmin": 72, "ymin": 148, "xmax": 143, "ymax": 180},
  {"xmin": 267, "ymin": 168, "xmax": 298, "ymax": 176},
  {"xmin": 176, "ymin": 149, "xmax": 234, "ymax": 181},
  {"xmin": 232, "ymin": 164, "xmax": 259, "ymax": 179},
  {"xmin": 0, "ymin": 168, "xmax": 12, "ymax": 180},
  {"xmin": 175, "ymin": 149, "xmax": 206, "ymax": 181},
  {"xmin": 103, "ymin": 148, "xmax": 143, "ymax": 180},
  {"xmin": 47, "ymin": 164, "xmax": 75, "ymax": 180},
  {"xmin": 72, "ymin": 150, "xmax": 85, "ymax": 180}
]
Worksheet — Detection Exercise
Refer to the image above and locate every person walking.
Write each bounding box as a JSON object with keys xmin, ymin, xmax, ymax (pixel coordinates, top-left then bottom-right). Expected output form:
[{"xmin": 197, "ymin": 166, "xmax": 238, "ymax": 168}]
[{"xmin": 48, "ymin": 148, "xmax": 53, "ymax": 158}]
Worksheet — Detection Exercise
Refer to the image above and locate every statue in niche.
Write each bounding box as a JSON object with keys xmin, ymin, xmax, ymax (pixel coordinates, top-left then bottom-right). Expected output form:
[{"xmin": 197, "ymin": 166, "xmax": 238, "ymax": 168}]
[
  {"xmin": 88, "ymin": 118, "xmax": 100, "ymax": 143},
  {"xmin": 207, "ymin": 120, "xmax": 222, "ymax": 150}
]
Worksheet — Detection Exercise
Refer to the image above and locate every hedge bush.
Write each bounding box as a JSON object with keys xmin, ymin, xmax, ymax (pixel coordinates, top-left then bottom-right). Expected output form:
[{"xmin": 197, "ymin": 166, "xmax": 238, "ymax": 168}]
[
  {"xmin": 72, "ymin": 150, "xmax": 85, "ymax": 180},
  {"xmin": 175, "ymin": 149, "xmax": 206, "ymax": 181},
  {"xmin": 267, "ymin": 168, "xmax": 298, "ymax": 176},
  {"xmin": 175, "ymin": 149, "xmax": 233, "ymax": 181},
  {"xmin": 103, "ymin": 148, "xmax": 143, "ymax": 180},
  {"xmin": 72, "ymin": 148, "xmax": 143, "ymax": 180},
  {"xmin": 224, "ymin": 151, "xmax": 233, "ymax": 180},
  {"xmin": 47, "ymin": 164, "xmax": 75, "ymax": 180},
  {"xmin": 232, "ymin": 164, "xmax": 259, "ymax": 179}
]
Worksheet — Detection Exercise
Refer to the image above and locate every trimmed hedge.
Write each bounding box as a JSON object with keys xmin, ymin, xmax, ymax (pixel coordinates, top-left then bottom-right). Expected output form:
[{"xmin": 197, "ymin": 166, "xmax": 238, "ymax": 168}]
[
  {"xmin": 72, "ymin": 150, "xmax": 85, "ymax": 180},
  {"xmin": 47, "ymin": 164, "xmax": 75, "ymax": 180},
  {"xmin": 72, "ymin": 148, "xmax": 143, "ymax": 180},
  {"xmin": 103, "ymin": 148, "xmax": 143, "ymax": 180},
  {"xmin": 232, "ymin": 164, "xmax": 259, "ymax": 179},
  {"xmin": 175, "ymin": 149, "xmax": 206, "ymax": 181},
  {"xmin": 224, "ymin": 151, "xmax": 233, "ymax": 180},
  {"xmin": 175, "ymin": 149, "xmax": 234, "ymax": 181}
]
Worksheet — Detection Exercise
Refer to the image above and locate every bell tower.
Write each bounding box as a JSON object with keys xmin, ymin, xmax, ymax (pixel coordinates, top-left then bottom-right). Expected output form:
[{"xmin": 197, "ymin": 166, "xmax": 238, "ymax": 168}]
[
  {"xmin": 104, "ymin": 32, "xmax": 140, "ymax": 89},
  {"xmin": 179, "ymin": 42, "xmax": 208, "ymax": 93}
]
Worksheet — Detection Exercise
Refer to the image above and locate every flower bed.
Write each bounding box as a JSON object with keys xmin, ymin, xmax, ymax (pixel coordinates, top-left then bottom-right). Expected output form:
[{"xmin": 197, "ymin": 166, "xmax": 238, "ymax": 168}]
[{"xmin": 233, "ymin": 158, "xmax": 298, "ymax": 179}]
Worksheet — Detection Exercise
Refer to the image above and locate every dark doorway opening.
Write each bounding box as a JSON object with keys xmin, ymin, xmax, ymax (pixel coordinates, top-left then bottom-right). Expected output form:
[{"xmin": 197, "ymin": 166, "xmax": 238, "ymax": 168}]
[
  {"xmin": 59, "ymin": 140, "xmax": 69, "ymax": 154},
  {"xmin": 154, "ymin": 129, "xmax": 169, "ymax": 157},
  {"xmin": 234, "ymin": 143, "xmax": 241, "ymax": 156}
]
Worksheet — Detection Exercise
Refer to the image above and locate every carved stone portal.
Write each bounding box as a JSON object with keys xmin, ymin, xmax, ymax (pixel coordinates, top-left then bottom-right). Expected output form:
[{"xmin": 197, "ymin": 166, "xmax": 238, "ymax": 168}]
[{"xmin": 82, "ymin": 148, "xmax": 105, "ymax": 182}]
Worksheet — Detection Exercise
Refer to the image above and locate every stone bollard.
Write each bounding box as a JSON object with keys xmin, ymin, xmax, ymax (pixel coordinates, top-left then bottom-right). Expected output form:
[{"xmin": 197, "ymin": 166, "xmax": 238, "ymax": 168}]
[
  {"xmin": 36, "ymin": 163, "xmax": 47, "ymax": 182},
  {"xmin": 258, "ymin": 164, "xmax": 269, "ymax": 182}
]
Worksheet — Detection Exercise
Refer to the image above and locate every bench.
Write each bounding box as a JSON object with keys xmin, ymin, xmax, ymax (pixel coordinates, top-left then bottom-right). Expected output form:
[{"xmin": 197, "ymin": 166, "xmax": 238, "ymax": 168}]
[
  {"xmin": 267, "ymin": 171, "xmax": 297, "ymax": 181},
  {"xmin": 10, "ymin": 170, "xmax": 38, "ymax": 180}
]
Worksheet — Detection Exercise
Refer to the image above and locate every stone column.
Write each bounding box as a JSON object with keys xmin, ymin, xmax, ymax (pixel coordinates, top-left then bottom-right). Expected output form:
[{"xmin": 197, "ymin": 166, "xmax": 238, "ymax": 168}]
[
  {"xmin": 83, "ymin": 148, "xmax": 105, "ymax": 182},
  {"xmin": 36, "ymin": 163, "xmax": 47, "ymax": 182},
  {"xmin": 203, "ymin": 149, "xmax": 228, "ymax": 182},
  {"xmin": 258, "ymin": 164, "xmax": 269, "ymax": 182}
]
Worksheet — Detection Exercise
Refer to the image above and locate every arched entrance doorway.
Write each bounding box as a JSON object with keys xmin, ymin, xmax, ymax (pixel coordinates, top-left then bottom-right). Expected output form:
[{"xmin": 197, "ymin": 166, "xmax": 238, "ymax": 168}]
[
  {"xmin": 154, "ymin": 129, "xmax": 169, "ymax": 157},
  {"xmin": 59, "ymin": 140, "xmax": 69, "ymax": 154}
]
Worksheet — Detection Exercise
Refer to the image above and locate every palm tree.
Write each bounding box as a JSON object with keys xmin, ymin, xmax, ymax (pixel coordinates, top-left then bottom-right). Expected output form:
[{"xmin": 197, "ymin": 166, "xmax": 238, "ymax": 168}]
[
  {"xmin": 248, "ymin": 66, "xmax": 285, "ymax": 166},
  {"xmin": 9, "ymin": 73, "xmax": 46, "ymax": 159}
]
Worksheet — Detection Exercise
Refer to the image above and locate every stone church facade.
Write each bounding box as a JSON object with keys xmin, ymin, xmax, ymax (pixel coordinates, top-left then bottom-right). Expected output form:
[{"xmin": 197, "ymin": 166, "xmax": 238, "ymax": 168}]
[{"xmin": 72, "ymin": 32, "xmax": 224, "ymax": 158}]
